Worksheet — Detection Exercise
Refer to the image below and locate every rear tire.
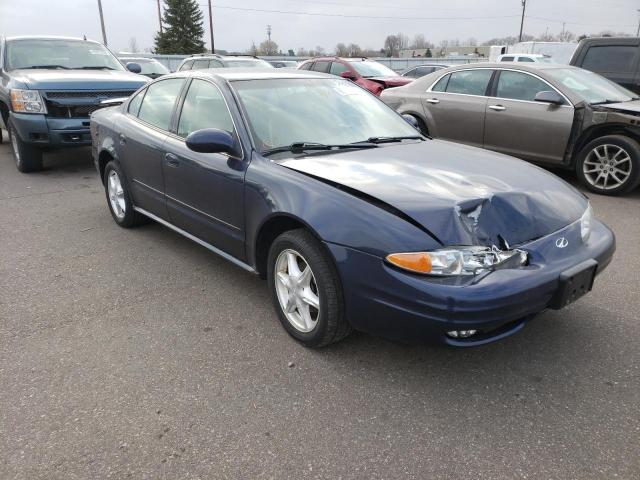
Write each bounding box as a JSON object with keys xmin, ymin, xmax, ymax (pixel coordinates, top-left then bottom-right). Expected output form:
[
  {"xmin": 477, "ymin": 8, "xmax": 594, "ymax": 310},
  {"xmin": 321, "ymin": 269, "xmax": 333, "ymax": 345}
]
[
  {"xmin": 575, "ymin": 135, "xmax": 640, "ymax": 195},
  {"xmin": 267, "ymin": 229, "xmax": 351, "ymax": 347},
  {"xmin": 8, "ymin": 119, "xmax": 43, "ymax": 173},
  {"xmin": 103, "ymin": 160, "xmax": 147, "ymax": 228}
]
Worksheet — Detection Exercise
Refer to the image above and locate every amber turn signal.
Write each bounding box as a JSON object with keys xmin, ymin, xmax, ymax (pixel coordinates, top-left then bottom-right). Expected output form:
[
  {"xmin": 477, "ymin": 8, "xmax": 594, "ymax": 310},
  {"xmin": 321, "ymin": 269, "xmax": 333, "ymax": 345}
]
[{"xmin": 386, "ymin": 252, "xmax": 433, "ymax": 274}]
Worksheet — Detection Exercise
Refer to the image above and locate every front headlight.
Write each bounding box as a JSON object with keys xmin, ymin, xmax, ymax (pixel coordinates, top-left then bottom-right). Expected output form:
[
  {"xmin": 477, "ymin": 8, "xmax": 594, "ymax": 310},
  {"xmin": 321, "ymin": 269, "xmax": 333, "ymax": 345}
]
[
  {"xmin": 386, "ymin": 246, "xmax": 527, "ymax": 276},
  {"xmin": 580, "ymin": 204, "xmax": 592, "ymax": 242},
  {"xmin": 10, "ymin": 89, "xmax": 47, "ymax": 114}
]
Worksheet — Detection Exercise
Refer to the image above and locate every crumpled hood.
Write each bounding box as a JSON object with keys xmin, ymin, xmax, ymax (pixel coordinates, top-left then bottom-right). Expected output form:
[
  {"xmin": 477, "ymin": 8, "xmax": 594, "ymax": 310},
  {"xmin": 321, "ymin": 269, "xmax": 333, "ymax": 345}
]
[
  {"xmin": 280, "ymin": 140, "xmax": 588, "ymax": 247},
  {"xmin": 596, "ymin": 99, "xmax": 640, "ymax": 115},
  {"xmin": 10, "ymin": 69, "xmax": 148, "ymax": 91},
  {"xmin": 367, "ymin": 76, "xmax": 413, "ymax": 87}
]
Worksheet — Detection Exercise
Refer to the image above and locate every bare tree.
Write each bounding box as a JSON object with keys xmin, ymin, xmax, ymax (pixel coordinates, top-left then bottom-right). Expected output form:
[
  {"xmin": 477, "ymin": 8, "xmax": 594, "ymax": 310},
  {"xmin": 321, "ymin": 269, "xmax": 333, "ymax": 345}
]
[
  {"xmin": 128, "ymin": 37, "xmax": 139, "ymax": 53},
  {"xmin": 384, "ymin": 35, "xmax": 401, "ymax": 57},
  {"xmin": 248, "ymin": 41, "xmax": 258, "ymax": 56},
  {"xmin": 296, "ymin": 47, "xmax": 309, "ymax": 57},
  {"xmin": 335, "ymin": 43, "xmax": 348, "ymax": 56},
  {"xmin": 315, "ymin": 45, "xmax": 325, "ymax": 55},
  {"xmin": 397, "ymin": 33, "xmax": 409, "ymax": 52},
  {"xmin": 259, "ymin": 40, "xmax": 278, "ymax": 55},
  {"xmin": 347, "ymin": 43, "xmax": 362, "ymax": 57}
]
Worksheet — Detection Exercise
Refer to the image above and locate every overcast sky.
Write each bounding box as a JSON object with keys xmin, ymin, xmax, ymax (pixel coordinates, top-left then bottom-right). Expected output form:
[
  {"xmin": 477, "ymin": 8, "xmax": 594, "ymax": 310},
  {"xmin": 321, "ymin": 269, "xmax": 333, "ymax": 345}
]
[{"xmin": 1, "ymin": 0, "xmax": 637, "ymax": 53}]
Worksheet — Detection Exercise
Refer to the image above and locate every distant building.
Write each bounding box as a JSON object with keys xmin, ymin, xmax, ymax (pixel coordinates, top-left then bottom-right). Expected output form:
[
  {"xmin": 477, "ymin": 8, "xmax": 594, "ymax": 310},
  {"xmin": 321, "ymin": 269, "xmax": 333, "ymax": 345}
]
[{"xmin": 401, "ymin": 45, "xmax": 491, "ymax": 58}]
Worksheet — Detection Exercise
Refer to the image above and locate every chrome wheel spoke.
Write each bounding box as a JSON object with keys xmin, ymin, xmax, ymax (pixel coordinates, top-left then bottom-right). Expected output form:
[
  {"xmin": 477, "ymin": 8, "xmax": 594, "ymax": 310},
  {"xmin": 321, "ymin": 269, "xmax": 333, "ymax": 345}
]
[
  {"xmin": 107, "ymin": 171, "xmax": 126, "ymax": 219},
  {"xmin": 301, "ymin": 288, "xmax": 320, "ymax": 310},
  {"xmin": 584, "ymin": 144, "xmax": 632, "ymax": 190}
]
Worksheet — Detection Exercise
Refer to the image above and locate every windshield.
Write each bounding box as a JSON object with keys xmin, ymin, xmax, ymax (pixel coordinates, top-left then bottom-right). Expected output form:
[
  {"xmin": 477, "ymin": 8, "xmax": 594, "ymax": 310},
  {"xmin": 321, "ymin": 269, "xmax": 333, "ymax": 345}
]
[
  {"xmin": 232, "ymin": 78, "xmax": 420, "ymax": 152},
  {"xmin": 351, "ymin": 61, "xmax": 398, "ymax": 78},
  {"xmin": 546, "ymin": 67, "xmax": 635, "ymax": 104},
  {"xmin": 226, "ymin": 59, "xmax": 273, "ymax": 68},
  {"xmin": 5, "ymin": 39, "xmax": 124, "ymax": 71},
  {"xmin": 134, "ymin": 60, "xmax": 169, "ymax": 75}
]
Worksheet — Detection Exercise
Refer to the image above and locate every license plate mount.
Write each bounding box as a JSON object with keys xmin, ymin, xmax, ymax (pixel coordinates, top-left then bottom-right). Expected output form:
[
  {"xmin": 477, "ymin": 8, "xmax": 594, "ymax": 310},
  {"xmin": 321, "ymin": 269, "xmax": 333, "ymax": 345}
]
[{"xmin": 549, "ymin": 259, "xmax": 598, "ymax": 310}]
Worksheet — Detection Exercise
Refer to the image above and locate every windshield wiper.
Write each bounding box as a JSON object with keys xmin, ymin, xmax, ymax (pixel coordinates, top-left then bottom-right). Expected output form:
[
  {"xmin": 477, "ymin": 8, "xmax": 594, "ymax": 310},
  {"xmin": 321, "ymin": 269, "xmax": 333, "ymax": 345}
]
[
  {"xmin": 591, "ymin": 99, "xmax": 622, "ymax": 105},
  {"xmin": 24, "ymin": 65, "xmax": 70, "ymax": 70},
  {"xmin": 353, "ymin": 135, "xmax": 424, "ymax": 144},
  {"xmin": 79, "ymin": 66, "xmax": 115, "ymax": 70},
  {"xmin": 262, "ymin": 141, "xmax": 378, "ymax": 157}
]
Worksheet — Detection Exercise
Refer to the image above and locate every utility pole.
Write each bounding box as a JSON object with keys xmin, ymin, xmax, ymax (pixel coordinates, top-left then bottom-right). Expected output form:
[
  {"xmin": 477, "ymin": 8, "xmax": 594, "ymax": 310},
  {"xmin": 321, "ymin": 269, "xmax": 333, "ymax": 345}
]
[
  {"xmin": 156, "ymin": 0, "xmax": 163, "ymax": 34},
  {"xmin": 267, "ymin": 24, "xmax": 272, "ymax": 43},
  {"xmin": 561, "ymin": 22, "xmax": 566, "ymax": 41},
  {"xmin": 208, "ymin": 0, "xmax": 215, "ymax": 53},
  {"xmin": 636, "ymin": 9, "xmax": 640, "ymax": 37},
  {"xmin": 97, "ymin": 0, "xmax": 108, "ymax": 46},
  {"xmin": 518, "ymin": 0, "xmax": 526, "ymax": 43}
]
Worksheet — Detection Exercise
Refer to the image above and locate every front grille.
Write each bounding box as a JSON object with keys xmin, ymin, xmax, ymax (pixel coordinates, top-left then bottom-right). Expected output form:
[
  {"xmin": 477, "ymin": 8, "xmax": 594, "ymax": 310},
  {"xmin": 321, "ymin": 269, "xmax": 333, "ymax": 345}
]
[
  {"xmin": 45, "ymin": 90, "xmax": 136, "ymax": 99},
  {"xmin": 43, "ymin": 90, "xmax": 135, "ymax": 118}
]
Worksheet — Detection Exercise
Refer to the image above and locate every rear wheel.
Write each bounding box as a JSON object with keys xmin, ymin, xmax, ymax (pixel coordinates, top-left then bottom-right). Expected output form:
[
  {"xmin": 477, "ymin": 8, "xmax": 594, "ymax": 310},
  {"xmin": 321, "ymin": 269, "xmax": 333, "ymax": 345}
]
[
  {"xmin": 8, "ymin": 120, "xmax": 43, "ymax": 173},
  {"xmin": 267, "ymin": 229, "xmax": 351, "ymax": 347},
  {"xmin": 576, "ymin": 135, "xmax": 640, "ymax": 195}
]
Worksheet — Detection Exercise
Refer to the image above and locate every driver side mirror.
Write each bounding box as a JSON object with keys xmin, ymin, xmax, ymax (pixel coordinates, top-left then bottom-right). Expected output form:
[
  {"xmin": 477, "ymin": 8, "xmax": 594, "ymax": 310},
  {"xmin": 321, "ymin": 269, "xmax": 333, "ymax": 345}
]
[
  {"xmin": 340, "ymin": 70, "xmax": 356, "ymax": 80},
  {"xmin": 186, "ymin": 128, "xmax": 242, "ymax": 158},
  {"xmin": 125, "ymin": 62, "xmax": 142, "ymax": 74},
  {"xmin": 534, "ymin": 90, "xmax": 564, "ymax": 105}
]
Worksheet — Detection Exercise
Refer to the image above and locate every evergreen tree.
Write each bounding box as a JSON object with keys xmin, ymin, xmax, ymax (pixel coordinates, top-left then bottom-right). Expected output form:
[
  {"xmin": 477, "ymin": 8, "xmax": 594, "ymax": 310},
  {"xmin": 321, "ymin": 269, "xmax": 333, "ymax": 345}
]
[
  {"xmin": 154, "ymin": 0, "xmax": 206, "ymax": 54},
  {"xmin": 425, "ymin": 48, "xmax": 432, "ymax": 58}
]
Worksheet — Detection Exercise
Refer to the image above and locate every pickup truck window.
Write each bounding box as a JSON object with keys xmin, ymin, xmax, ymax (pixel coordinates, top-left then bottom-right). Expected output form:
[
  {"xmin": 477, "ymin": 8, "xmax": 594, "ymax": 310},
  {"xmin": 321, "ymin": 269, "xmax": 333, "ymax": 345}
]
[
  {"xmin": 5, "ymin": 39, "xmax": 124, "ymax": 71},
  {"xmin": 582, "ymin": 46, "xmax": 636, "ymax": 73}
]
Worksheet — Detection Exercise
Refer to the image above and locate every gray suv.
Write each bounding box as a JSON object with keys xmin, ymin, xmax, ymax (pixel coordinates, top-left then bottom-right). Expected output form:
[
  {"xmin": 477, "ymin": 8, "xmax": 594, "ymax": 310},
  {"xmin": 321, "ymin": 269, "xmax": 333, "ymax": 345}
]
[
  {"xmin": 176, "ymin": 54, "xmax": 273, "ymax": 71},
  {"xmin": 382, "ymin": 63, "xmax": 640, "ymax": 195}
]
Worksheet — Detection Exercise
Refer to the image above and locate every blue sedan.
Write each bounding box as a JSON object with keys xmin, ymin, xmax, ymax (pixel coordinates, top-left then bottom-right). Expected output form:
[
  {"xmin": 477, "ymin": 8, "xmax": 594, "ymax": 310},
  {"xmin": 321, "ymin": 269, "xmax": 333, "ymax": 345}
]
[{"xmin": 89, "ymin": 68, "xmax": 615, "ymax": 347}]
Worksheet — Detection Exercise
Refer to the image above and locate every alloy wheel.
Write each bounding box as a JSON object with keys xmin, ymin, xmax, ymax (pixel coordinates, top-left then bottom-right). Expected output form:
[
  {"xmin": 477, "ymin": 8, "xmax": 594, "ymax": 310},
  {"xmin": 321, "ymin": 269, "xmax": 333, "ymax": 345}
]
[
  {"xmin": 583, "ymin": 144, "xmax": 632, "ymax": 191},
  {"xmin": 107, "ymin": 170, "xmax": 126, "ymax": 219},
  {"xmin": 274, "ymin": 249, "xmax": 320, "ymax": 333}
]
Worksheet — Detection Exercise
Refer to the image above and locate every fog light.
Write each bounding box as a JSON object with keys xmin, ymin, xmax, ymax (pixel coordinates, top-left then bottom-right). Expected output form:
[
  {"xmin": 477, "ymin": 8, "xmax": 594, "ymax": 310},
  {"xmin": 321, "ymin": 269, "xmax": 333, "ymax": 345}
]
[{"xmin": 446, "ymin": 329, "xmax": 478, "ymax": 339}]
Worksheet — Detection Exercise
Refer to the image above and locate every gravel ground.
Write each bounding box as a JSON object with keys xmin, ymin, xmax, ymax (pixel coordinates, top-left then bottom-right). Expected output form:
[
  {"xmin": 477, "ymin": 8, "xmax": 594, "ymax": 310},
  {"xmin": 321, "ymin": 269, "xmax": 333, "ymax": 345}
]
[{"xmin": 0, "ymin": 137, "xmax": 638, "ymax": 479}]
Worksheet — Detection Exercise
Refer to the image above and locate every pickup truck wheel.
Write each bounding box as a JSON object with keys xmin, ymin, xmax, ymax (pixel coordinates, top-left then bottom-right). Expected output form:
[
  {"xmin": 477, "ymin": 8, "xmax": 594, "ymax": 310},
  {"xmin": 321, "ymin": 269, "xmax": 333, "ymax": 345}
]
[
  {"xmin": 267, "ymin": 229, "xmax": 351, "ymax": 347},
  {"xmin": 8, "ymin": 120, "xmax": 43, "ymax": 173},
  {"xmin": 103, "ymin": 160, "xmax": 147, "ymax": 228},
  {"xmin": 576, "ymin": 135, "xmax": 640, "ymax": 195}
]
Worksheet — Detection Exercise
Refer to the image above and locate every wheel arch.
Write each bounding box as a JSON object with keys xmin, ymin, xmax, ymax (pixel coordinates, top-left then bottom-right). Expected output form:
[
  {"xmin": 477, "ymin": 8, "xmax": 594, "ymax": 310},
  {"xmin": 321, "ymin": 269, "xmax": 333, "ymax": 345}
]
[{"xmin": 572, "ymin": 124, "xmax": 640, "ymax": 165}]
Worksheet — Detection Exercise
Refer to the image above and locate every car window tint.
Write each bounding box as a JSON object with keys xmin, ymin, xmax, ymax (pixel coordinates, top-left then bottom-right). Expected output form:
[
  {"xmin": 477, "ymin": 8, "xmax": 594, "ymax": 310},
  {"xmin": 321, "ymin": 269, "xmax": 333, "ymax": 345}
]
[
  {"xmin": 500, "ymin": 56, "xmax": 514, "ymax": 62},
  {"xmin": 208, "ymin": 60, "xmax": 223, "ymax": 68},
  {"xmin": 312, "ymin": 61, "xmax": 330, "ymax": 73},
  {"xmin": 445, "ymin": 69, "xmax": 492, "ymax": 96},
  {"xmin": 177, "ymin": 79, "xmax": 234, "ymax": 138},
  {"xmin": 127, "ymin": 88, "xmax": 145, "ymax": 116},
  {"xmin": 299, "ymin": 62, "xmax": 312, "ymax": 70},
  {"xmin": 582, "ymin": 45, "xmax": 636, "ymax": 73},
  {"xmin": 417, "ymin": 67, "xmax": 435, "ymax": 76},
  {"xmin": 495, "ymin": 71, "xmax": 549, "ymax": 101},
  {"xmin": 518, "ymin": 57, "xmax": 535, "ymax": 62},
  {"xmin": 329, "ymin": 62, "xmax": 349, "ymax": 76},
  {"xmin": 403, "ymin": 68, "xmax": 416, "ymax": 77},
  {"xmin": 137, "ymin": 78, "xmax": 184, "ymax": 130},
  {"xmin": 431, "ymin": 74, "xmax": 450, "ymax": 91},
  {"xmin": 179, "ymin": 60, "xmax": 193, "ymax": 71},
  {"xmin": 192, "ymin": 59, "xmax": 209, "ymax": 70}
]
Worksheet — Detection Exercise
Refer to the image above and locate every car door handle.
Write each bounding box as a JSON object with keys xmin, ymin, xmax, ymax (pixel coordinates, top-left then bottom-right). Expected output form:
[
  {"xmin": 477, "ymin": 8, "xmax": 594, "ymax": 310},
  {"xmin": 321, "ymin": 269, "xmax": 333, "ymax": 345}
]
[
  {"xmin": 165, "ymin": 153, "xmax": 180, "ymax": 167},
  {"xmin": 425, "ymin": 98, "xmax": 440, "ymax": 104},
  {"xmin": 488, "ymin": 105, "xmax": 506, "ymax": 111},
  {"xmin": 118, "ymin": 133, "xmax": 126, "ymax": 145}
]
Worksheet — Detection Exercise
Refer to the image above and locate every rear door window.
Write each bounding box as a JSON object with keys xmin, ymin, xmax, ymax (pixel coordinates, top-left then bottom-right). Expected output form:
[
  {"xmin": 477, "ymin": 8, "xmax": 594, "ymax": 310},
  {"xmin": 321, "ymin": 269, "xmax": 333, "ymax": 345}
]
[
  {"xmin": 299, "ymin": 62, "xmax": 313, "ymax": 70},
  {"xmin": 518, "ymin": 57, "xmax": 535, "ymax": 62},
  {"xmin": 445, "ymin": 69, "xmax": 493, "ymax": 96},
  {"xmin": 208, "ymin": 59, "xmax": 223, "ymax": 68},
  {"xmin": 312, "ymin": 61, "xmax": 330, "ymax": 73},
  {"xmin": 500, "ymin": 56, "xmax": 515, "ymax": 62},
  {"xmin": 192, "ymin": 59, "xmax": 209, "ymax": 70},
  {"xmin": 495, "ymin": 71, "xmax": 550, "ymax": 101},
  {"xmin": 137, "ymin": 78, "xmax": 185, "ymax": 130},
  {"xmin": 431, "ymin": 73, "xmax": 450, "ymax": 92},
  {"xmin": 582, "ymin": 45, "xmax": 637, "ymax": 73}
]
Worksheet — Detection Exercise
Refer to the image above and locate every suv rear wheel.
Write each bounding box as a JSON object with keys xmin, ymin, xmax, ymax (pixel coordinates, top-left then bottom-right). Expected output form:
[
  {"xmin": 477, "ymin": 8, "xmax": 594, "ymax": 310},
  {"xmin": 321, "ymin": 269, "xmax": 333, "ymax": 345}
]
[
  {"xmin": 576, "ymin": 135, "xmax": 640, "ymax": 195},
  {"xmin": 8, "ymin": 120, "xmax": 43, "ymax": 173}
]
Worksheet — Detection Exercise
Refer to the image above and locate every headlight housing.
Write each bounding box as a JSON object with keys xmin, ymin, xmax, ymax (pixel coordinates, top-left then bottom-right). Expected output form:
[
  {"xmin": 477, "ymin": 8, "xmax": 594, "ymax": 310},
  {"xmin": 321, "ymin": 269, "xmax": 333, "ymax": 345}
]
[
  {"xmin": 580, "ymin": 204, "xmax": 592, "ymax": 242},
  {"xmin": 386, "ymin": 246, "xmax": 527, "ymax": 276},
  {"xmin": 10, "ymin": 89, "xmax": 47, "ymax": 114}
]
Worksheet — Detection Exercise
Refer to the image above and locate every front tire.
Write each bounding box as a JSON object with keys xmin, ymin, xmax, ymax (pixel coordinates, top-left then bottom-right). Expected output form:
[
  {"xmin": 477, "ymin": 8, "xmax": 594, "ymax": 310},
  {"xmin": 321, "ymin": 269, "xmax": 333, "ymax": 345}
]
[
  {"xmin": 103, "ymin": 160, "xmax": 147, "ymax": 228},
  {"xmin": 8, "ymin": 120, "xmax": 43, "ymax": 173},
  {"xmin": 576, "ymin": 135, "xmax": 640, "ymax": 195},
  {"xmin": 267, "ymin": 229, "xmax": 351, "ymax": 347}
]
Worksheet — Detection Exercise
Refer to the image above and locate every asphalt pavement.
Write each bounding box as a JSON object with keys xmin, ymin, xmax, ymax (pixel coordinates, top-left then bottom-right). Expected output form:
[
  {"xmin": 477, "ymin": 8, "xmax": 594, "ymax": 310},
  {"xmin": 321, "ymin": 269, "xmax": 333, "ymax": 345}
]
[{"xmin": 0, "ymin": 137, "xmax": 638, "ymax": 479}]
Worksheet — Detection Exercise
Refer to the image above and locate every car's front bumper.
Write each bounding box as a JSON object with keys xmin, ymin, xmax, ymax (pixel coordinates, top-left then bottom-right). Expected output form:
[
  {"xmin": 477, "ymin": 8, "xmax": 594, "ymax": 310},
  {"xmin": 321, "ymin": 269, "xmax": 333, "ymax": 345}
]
[
  {"xmin": 9, "ymin": 112, "xmax": 92, "ymax": 147},
  {"xmin": 326, "ymin": 219, "xmax": 615, "ymax": 346}
]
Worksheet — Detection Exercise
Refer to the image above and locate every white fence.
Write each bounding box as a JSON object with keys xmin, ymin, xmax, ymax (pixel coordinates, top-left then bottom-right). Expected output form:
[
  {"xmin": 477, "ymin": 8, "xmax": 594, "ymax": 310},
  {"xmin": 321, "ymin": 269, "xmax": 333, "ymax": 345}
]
[{"xmin": 118, "ymin": 53, "xmax": 487, "ymax": 73}]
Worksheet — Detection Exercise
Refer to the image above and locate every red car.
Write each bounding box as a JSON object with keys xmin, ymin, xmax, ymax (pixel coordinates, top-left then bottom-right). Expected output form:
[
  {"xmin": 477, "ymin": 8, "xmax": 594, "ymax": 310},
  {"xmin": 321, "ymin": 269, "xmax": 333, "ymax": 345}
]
[{"xmin": 298, "ymin": 57, "xmax": 412, "ymax": 95}]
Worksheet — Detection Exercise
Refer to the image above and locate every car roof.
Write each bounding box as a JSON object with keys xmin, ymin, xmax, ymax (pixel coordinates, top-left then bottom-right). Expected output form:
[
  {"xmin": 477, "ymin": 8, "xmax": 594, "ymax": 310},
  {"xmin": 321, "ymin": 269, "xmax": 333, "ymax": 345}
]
[
  {"xmin": 119, "ymin": 57, "xmax": 156, "ymax": 62},
  {"xmin": 303, "ymin": 57, "xmax": 373, "ymax": 63},
  {"xmin": 163, "ymin": 68, "xmax": 333, "ymax": 82},
  {"xmin": 5, "ymin": 35, "xmax": 102, "ymax": 44}
]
